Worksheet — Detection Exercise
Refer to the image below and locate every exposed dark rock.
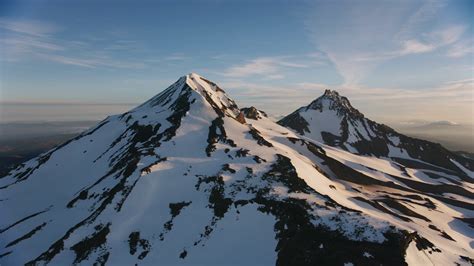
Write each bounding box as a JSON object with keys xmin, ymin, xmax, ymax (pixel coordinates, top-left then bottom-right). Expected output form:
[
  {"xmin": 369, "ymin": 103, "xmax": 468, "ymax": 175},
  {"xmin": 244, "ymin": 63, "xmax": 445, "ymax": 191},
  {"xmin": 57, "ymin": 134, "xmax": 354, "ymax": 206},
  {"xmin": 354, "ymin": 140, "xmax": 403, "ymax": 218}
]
[
  {"xmin": 263, "ymin": 154, "xmax": 313, "ymax": 194},
  {"xmin": 248, "ymin": 127, "xmax": 273, "ymax": 147},
  {"xmin": 5, "ymin": 222, "xmax": 47, "ymax": 248},
  {"xmin": 128, "ymin": 231, "xmax": 150, "ymax": 259},
  {"xmin": 179, "ymin": 249, "xmax": 187, "ymax": 259},
  {"xmin": 412, "ymin": 234, "xmax": 441, "ymax": 253},
  {"xmin": 256, "ymin": 196, "xmax": 410, "ymax": 266},
  {"xmin": 169, "ymin": 201, "xmax": 192, "ymax": 217},
  {"xmin": 241, "ymin": 106, "xmax": 267, "ymax": 120},
  {"xmin": 209, "ymin": 182, "xmax": 232, "ymax": 218},
  {"xmin": 353, "ymin": 197, "xmax": 412, "ymax": 222},
  {"xmin": 206, "ymin": 117, "xmax": 237, "ymax": 157},
  {"xmin": 199, "ymin": 76, "xmax": 225, "ymax": 93},
  {"xmin": 70, "ymin": 223, "xmax": 110, "ymax": 264},
  {"xmin": 235, "ymin": 148, "xmax": 249, "ymax": 157},
  {"xmin": 0, "ymin": 208, "xmax": 49, "ymax": 234},
  {"xmin": 162, "ymin": 87, "xmax": 193, "ymax": 141},
  {"xmin": 235, "ymin": 112, "xmax": 246, "ymax": 124},
  {"xmin": 460, "ymin": 255, "xmax": 474, "ymax": 264},
  {"xmin": 0, "ymin": 251, "xmax": 12, "ymax": 258},
  {"xmin": 277, "ymin": 110, "xmax": 309, "ymax": 135},
  {"xmin": 222, "ymin": 164, "xmax": 236, "ymax": 174},
  {"xmin": 378, "ymin": 197, "xmax": 430, "ymax": 222},
  {"xmin": 128, "ymin": 232, "xmax": 140, "ymax": 255},
  {"xmin": 439, "ymin": 231, "xmax": 455, "ymax": 241},
  {"xmin": 159, "ymin": 202, "xmax": 191, "ymax": 241}
]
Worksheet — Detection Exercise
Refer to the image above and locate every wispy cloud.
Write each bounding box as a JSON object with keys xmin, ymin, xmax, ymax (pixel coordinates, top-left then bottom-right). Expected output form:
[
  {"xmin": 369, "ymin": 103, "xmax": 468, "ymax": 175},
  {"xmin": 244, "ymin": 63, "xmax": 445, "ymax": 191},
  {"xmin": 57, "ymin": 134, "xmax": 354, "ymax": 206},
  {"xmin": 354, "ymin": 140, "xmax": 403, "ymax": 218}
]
[
  {"xmin": 304, "ymin": 1, "xmax": 469, "ymax": 87},
  {"xmin": 398, "ymin": 25, "xmax": 466, "ymax": 55},
  {"xmin": 0, "ymin": 19, "xmax": 64, "ymax": 62},
  {"xmin": 446, "ymin": 41, "xmax": 474, "ymax": 58},
  {"xmin": 221, "ymin": 58, "xmax": 282, "ymax": 78},
  {"xmin": 2, "ymin": 35, "xmax": 64, "ymax": 60},
  {"xmin": 0, "ymin": 18, "xmax": 149, "ymax": 69},
  {"xmin": 164, "ymin": 53, "xmax": 189, "ymax": 61},
  {"xmin": 103, "ymin": 40, "xmax": 142, "ymax": 51},
  {"xmin": 396, "ymin": 0, "xmax": 447, "ymax": 39},
  {"xmin": 32, "ymin": 53, "xmax": 146, "ymax": 69},
  {"xmin": 430, "ymin": 24, "xmax": 466, "ymax": 45},
  {"xmin": 400, "ymin": 39, "xmax": 436, "ymax": 54},
  {"xmin": 219, "ymin": 55, "xmax": 321, "ymax": 78},
  {"xmin": 445, "ymin": 78, "xmax": 474, "ymax": 85},
  {"xmin": 36, "ymin": 54, "xmax": 97, "ymax": 68},
  {"xmin": 0, "ymin": 19, "xmax": 59, "ymax": 36}
]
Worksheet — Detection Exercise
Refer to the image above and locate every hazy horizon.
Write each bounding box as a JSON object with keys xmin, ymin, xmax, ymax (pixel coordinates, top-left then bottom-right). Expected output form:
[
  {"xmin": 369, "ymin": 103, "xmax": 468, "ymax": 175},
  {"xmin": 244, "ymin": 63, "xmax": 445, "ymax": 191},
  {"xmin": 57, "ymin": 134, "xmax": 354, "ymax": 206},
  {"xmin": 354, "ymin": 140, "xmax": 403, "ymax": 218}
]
[
  {"xmin": 1, "ymin": 93, "xmax": 473, "ymax": 126},
  {"xmin": 1, "ymin": 99, "xmax": 472, "ymax": 153}
]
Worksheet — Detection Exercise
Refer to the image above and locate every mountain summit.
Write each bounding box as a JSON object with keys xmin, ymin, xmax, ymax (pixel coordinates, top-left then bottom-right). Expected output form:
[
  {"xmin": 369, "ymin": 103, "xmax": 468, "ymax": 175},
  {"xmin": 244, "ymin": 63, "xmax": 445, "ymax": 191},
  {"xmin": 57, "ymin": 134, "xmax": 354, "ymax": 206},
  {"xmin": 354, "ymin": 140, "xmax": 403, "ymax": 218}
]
[
  {"xmin": 306, "ymin": 90, "xmax": 363, "ymax": 119},
  {"xmin": 137, "ymin": 73, "xmax": 240, "ymax": 118},
  {"xmin": 279, "ymin": 90, "xmax": 473, "ymax": 174},
  {"xmin": 1, "ymin": 75, "xmax": 473, "ymax": 265}
]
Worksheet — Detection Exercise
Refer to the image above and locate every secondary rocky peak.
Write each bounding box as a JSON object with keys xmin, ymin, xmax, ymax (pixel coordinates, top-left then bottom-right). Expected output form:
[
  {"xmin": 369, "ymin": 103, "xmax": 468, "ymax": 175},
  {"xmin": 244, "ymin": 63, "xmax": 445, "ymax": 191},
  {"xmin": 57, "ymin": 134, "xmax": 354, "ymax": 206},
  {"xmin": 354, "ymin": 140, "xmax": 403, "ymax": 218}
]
[
  {"xmin": 307, "ymin": 89, "xmax": 363, "ymax": 119},
  {"xmin": 322, "ymin": 89, "xmax": 340, "ymax": 98},
  {"xmin": 241, "ymin": 106, "xmax": 268, "ymax": 120}
]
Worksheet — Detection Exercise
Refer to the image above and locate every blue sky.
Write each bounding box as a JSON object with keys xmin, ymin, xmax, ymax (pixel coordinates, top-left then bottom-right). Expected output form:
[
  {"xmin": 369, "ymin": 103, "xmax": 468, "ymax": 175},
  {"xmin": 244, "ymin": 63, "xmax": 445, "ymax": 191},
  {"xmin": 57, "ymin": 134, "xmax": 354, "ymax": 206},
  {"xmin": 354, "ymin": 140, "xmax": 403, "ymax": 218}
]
[{"xmin": 0, "ymin": 0, "xmax": 473, "ymax": 124}]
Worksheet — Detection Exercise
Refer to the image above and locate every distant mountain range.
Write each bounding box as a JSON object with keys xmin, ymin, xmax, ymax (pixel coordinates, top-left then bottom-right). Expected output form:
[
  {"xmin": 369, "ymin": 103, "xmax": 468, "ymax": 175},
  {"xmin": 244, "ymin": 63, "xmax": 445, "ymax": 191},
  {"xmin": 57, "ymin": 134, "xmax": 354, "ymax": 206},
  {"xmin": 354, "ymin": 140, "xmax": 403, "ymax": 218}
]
[
  {"xmin": 1, "ymin": 74, "xmax": 472, "ymax": 265},
  {"xmin": 393, "ymin": 121, "xmax": 474, "ymax": 153}
]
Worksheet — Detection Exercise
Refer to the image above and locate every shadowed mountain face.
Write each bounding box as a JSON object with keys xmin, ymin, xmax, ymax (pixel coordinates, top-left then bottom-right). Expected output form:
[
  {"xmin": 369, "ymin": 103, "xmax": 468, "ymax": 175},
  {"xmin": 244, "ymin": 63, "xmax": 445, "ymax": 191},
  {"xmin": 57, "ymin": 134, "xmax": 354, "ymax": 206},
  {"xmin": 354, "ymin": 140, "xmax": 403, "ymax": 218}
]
[{"xmin": 1, "ymin": 75, "xmax": 473, "ymax": 265}]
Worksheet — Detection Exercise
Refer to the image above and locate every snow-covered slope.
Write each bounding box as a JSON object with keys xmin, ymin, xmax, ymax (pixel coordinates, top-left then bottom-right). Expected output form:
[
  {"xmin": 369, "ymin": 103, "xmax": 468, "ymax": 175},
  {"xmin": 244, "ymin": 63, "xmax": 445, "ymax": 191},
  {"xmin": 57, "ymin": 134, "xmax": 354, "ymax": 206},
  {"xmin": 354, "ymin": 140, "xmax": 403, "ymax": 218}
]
[{"xmin": 1, "ymin": 75, "xmax": 473, "ymax": 265}]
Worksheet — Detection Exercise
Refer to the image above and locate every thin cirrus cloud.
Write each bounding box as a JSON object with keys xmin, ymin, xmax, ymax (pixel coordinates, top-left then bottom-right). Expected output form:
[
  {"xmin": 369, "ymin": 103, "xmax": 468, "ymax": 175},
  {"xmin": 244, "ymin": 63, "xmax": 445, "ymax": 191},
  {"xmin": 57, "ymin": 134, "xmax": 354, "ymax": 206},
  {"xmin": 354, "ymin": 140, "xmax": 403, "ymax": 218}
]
[
  {"xmin": 0, "ymin": 18, "xmax": 147, "ymax": 69},
  {"xmin": 0, "ymin": 18, "xmax": 59, "ymax": 37},
  {"xmin": 0, "ymin": 19, "xmax": 64, "ymax": 63},
  {"xmin": 446, "ymin": 41, "xmax": 474, "ymax": 58},
  {"xmin": 32, "ymin": 53, "xmax": 146, "ymax": 69},
  {"xmin": 304, "ymin": 0, "xmax": 470, "ymax": 87},
  {"xmin": 393, "ymin": 25, "xmax": 467, "ymax": 56},
  {"xmin": 218, "ymin": 55, "xmax": 323, "ymax": 79},
  {"xmin": 220, "ymin": 57, "xmax": 295, "ymax": 78},
  {"xmin": 399, "ymin": 24, "xmax": 467, "ymax": 55}
]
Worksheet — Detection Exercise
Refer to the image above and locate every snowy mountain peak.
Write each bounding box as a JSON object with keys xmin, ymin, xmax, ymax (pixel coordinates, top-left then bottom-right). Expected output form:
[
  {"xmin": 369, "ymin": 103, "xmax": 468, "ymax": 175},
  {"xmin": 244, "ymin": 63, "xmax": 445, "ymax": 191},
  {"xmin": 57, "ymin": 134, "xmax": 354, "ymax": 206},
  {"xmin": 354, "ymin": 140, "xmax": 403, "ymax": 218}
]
[
  {"xmin": 279, "ymin": 89, "xmax": 474, "ymax": 172},
  {"xmin": 307, "ymin": 90, "xmax": 363, "ymax": 119},
  {"xmin": 185, "ymin": 73, "xmax": 225, "ymax": 96},
  {"xmin": 137, "ymin": 73, "xmax": 240, "ymax": 119}
]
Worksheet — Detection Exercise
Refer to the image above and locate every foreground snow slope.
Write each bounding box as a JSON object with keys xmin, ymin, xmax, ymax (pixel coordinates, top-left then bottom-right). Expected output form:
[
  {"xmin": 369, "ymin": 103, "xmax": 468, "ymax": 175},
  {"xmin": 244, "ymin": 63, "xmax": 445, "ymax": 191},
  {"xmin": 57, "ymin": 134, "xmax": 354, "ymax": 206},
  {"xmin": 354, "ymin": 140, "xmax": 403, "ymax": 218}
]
[{"xmin": 1, "ymin": 74, "xmax": 472, "ymax": 265}]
